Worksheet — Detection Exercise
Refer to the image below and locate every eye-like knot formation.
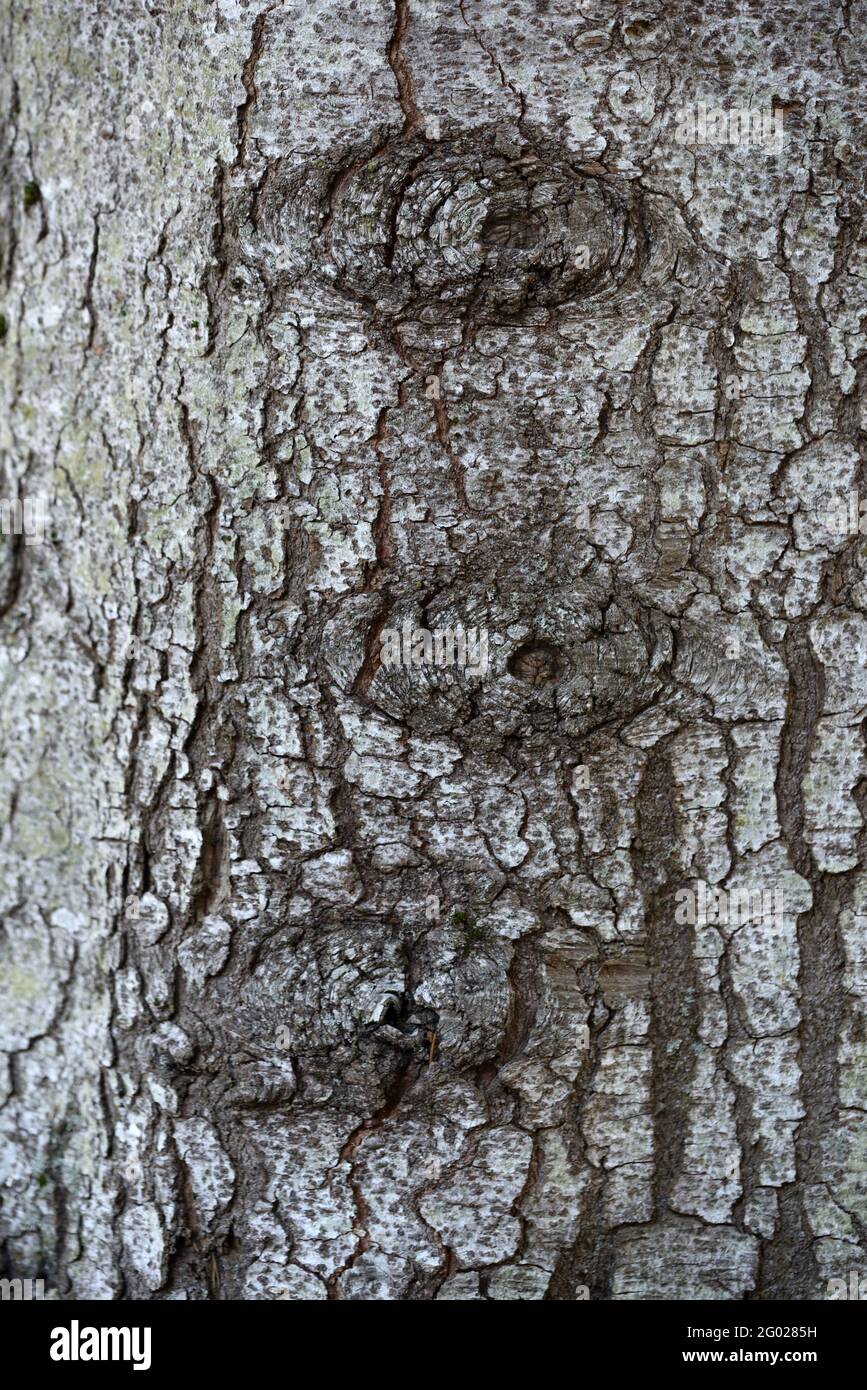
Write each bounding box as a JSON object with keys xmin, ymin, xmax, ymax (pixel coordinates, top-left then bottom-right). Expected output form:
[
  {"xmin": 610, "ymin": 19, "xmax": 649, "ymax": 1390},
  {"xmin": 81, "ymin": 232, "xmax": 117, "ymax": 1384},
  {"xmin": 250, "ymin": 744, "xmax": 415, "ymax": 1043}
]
[
  {"xmin": 355, "ymin": 554, "xmax": 674, "ymax": 749},
  {"xmin": 245, "ymin": 130, "xmax": 716, "ymax": 326},
  {"xmin": 320, "ymin": 139, "xmax": 634, "ymax": 322}
]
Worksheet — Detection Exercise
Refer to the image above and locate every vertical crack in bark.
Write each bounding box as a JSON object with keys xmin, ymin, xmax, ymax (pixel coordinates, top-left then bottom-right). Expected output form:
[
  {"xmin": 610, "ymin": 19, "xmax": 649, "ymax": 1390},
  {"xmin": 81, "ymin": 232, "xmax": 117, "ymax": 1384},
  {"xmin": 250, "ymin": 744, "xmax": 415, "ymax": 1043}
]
[
  {"xmin": 0, "ymin": 78, "xmax": 21, "ymax": 291},
  {"xmin": 430, "ymin": 382, "xmax": 473, "ymax": 515},
  {"xmin": 234, "ymin": 5, "xmax": 279, "ymax": 171},
  {"xmin": 350, "ymin": 404, "xmax": 396, "ymax": 697},
  {"xmin": 179, "ymin": 402, "xmax": 231, "ymax": 931},
  {"xmin": 387, "ymin": 0, "xmax": 421, "ymax": 138},
  {"xmin": 204, "ymin": 161, "xmax": 230, "ymax": 359},
  {"xmin": 0, "ymin": 527, "xmax": 24, "ymax": 624},
  {"xmin": 632, "ymin": 735, "xmax": 701, "ymax": 1217},
  {"xmin": 457, "ymin": 0, "xmax": 528, "ymax": 132},
  {"xmin": 82, "ymin": 213, "xmax": 100, "ymax": 355},
  {"xmin": 762, "ymin": 624, "xmax": 837, "ymax": 1297},
  {"xmin": 325, "ymin": 1057, "xmax": 419, "ymax": 1299}
]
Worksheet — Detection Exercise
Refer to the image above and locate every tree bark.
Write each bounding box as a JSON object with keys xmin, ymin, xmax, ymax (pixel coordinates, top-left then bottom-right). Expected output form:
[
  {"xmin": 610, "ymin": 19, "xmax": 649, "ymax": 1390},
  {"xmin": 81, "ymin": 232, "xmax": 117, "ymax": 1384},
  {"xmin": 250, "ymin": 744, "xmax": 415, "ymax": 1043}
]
[{"xmin": 1, "ymin": 0, "xmax": 866, "ymax": 1301}]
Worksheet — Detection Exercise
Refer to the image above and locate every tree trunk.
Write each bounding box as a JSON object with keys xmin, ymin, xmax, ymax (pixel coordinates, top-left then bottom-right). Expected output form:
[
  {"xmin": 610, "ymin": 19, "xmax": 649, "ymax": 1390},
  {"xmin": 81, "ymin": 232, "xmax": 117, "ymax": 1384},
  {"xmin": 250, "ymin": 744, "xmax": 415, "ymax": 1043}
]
[{"xmin": 2, "ymin": 0, "xmax": 866, "ymax": 1301}]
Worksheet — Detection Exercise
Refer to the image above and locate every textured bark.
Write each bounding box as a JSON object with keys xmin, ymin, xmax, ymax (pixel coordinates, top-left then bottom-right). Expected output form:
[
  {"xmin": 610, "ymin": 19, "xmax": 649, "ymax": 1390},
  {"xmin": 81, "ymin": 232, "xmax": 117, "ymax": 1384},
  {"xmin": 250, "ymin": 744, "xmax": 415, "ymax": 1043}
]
[{"xmin": 1, "ymin": 0, "xmax": 867, "ymax": 1301}]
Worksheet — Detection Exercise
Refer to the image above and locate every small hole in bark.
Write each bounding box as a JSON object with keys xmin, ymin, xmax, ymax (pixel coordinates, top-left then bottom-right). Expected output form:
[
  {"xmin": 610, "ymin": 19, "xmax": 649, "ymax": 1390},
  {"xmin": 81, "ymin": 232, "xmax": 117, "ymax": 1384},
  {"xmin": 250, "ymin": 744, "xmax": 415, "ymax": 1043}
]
[
  {"xmin": 479, "ymin": 208, "xmax": 544, "ymax": 250},
  {"xmin": 508, "ymin": 640, "xmax": 564, "ymax": 686},
  {"xmin": 381, "ymin": 997, "xmax": 404, "ymax": 1027}
]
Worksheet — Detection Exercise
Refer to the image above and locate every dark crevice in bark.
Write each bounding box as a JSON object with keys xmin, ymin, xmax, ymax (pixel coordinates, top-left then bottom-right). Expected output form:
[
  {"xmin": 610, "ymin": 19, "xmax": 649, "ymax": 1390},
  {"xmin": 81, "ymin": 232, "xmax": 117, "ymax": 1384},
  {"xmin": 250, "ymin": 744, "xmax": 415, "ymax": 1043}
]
[
  {"xmin": 632, "ymin": 735, "xmax": 701, "ymax": 1218},
  {"xmin": 387, "ymin": 0, "xmax": 421, "ymax": 139},
  {"xmin": 761, "ymin": 624, "xmax": 839, "ymax": 1299}
]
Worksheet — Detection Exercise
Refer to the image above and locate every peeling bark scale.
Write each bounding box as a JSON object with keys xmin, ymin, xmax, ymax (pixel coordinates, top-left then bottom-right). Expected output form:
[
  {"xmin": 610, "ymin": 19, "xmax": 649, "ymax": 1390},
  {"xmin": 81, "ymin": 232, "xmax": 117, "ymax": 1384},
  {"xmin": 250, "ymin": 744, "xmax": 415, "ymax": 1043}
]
[{"xmin": 1, "ymin": 0, "xmax": 867, "ymax": 1303}]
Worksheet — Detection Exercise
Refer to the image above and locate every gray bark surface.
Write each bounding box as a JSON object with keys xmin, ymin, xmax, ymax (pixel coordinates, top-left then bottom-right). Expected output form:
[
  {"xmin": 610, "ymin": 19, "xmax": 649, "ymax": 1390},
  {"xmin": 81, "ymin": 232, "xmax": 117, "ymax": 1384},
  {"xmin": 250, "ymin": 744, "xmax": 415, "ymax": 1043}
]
[{"xmin": 1, "ymin": 0, "xmax": 866, "ymax": 1300}]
